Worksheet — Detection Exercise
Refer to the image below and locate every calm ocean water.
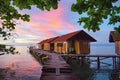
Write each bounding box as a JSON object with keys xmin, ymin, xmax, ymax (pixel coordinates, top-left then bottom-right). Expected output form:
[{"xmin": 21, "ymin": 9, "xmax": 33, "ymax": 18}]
[
  {"xmin": 0, "ymin": 44, "xmax": 118, "ymax": 80},
  {"xmin": 91, "ymin": 43, "xmax": 115, "ymax": 55},
  {"xmin": 90, "ymin": 44, "xmax": 116, "ymax": 69},
  {"xmin": 0, "ymin": 46, "xmax": 42, "ymax": 80}
]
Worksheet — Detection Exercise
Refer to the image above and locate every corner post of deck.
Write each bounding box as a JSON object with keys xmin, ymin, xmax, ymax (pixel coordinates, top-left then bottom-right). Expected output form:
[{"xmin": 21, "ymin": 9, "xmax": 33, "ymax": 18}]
[
  {"xmin": 77, "ymin": 56, "xmax": 80, "ymax": 64},
  {"xmin": 114, "ymin": 57, "xmax": 117, "ymax": 69},
  {"xmin": 113, "ymin": 57, "xmax": 115, "ymax": 69},
  {"xmin": 97, "ymin": 56, "xmax": 100, "ymax": 69},
  {"xmin": 81, "ymin": 56, "xmax": 85, "ymax": 66}
]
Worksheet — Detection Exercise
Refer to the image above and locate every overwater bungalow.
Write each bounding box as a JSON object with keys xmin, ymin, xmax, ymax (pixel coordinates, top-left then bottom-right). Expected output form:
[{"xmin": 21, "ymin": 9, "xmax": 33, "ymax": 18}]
[
  {"xmin": 52, "ymin": 30, "xmax": 96, "ymax": 54},
  {"xmin": 38, "ymin": 37, "xmax": 59, "ymax": 51},
  {"xmin": 38, "ymin": 30, "xmax": 96, "ymax": 54},
  {"xmin": 109, "ymin": 31, "xmax": 120, "ymax": 55}
]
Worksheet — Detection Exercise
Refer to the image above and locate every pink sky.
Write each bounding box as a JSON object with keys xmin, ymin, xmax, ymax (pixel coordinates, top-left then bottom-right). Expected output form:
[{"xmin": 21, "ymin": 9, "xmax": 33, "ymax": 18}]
[
  {"xmin": 2, "ymin": 0, "xmax": 119, "ymax": 44},
  {"xmin": 14, "ymin": 0, "xmax": 79, "ymax": 43}
]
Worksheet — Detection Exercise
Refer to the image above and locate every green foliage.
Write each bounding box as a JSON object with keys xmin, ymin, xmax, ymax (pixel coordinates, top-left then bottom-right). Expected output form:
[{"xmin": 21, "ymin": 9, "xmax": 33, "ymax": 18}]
[
  {"xmin": 0, "ymin": 44, "xmax": 6, "ymax": 51},
  {"xmin": 72, "ymin": 0, "xmax": 120, "ymax": 32},
  {"xmin": 114, "ymin": 26, "xmax": 120, "ymax": 34},
  {"xmin": 0, "ymin": 44, "xmax": 19, "ymax": 55},
  {"xmin": 12, "ymin": 0, "xmax": 59, "ymax": 11},
  {"xmin": 0, "ymin": 0, "xmax": 120, "ymax": 40},
  {"xmin": 0, "ymin": 0, "xmax": 59, "ymax": 39},
  {"xmin": 4, "ymin": 46, "xmax": 19, "ymax": 54},
  {"xmin": 0, "ymin": 0, "xmax": 30, "ymax": 40}
]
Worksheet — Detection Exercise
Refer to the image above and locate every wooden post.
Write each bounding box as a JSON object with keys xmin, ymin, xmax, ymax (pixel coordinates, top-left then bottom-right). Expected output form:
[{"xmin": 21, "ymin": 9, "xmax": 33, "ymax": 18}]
[
  {"xmin": 56, "ymin": 68, "xmax": 60, "ymax": 76},
  {"xmin": 81, "ymin": 56, "xmax": 86, "ymax": 67},
  {"xmin": 115, "ymin": 57, "xmax": 116, "ymax": 69},
  {"xmin": 66, "ymin": 56, "xmax": 69, "ymax": 63},
  {"xmin": 77, "ymin": 56, "xmax": 79, "ymax": 64},
  {"xmin": 113, "ymin": 57, "xmax": 115, "ymax": 69},
  {"xmin": 97, "ymin": 57, "xmax": 100, "ymax": 69}
]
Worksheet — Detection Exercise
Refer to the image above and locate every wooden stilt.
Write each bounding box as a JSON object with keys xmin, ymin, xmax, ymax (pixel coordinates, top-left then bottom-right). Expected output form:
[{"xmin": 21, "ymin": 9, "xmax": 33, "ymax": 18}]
[
  {"xmin": 77, "ymin": 56, "xmax": 79, "ymax": 64},
  {"xmin": 115, "ymin": 57, "xmax": 116, "ymax": 69},
  {"xmin": 113, "ymin": 57, "xmax": 115, "ymax": 69},
  {"xmin": 97, "ymin": 57, "xmax": 100, "ymax": 69}
]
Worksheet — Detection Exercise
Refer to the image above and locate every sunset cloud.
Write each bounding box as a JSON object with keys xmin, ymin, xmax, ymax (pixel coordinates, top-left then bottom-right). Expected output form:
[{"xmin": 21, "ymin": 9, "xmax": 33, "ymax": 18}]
[
  {"xmin": 14, "ymin": 3, "xmax": 77, "ymax": 43},
  {"xmin": 1, "ymin": 0, "xmax": 116, "ymax": 44}
]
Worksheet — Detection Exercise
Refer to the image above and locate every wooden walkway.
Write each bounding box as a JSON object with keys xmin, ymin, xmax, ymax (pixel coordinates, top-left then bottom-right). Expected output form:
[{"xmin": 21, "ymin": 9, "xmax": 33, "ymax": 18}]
[{"xmin": 30, "ymin": 49, "xmax": 79, "ymax": 80}]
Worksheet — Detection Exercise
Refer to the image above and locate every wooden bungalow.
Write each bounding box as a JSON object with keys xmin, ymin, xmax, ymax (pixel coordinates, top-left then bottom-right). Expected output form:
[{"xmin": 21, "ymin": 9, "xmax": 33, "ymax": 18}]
[
  {"xmin": 109, "ymin": 31, "xmax": 120, "ymax": 55},
  {"xmin": 52, "ymin": 30, "xmax": 96, "ymax": 54},
  {"xmin": 38, "ymin": 37, "xmax": 59, "ymax": 51}
]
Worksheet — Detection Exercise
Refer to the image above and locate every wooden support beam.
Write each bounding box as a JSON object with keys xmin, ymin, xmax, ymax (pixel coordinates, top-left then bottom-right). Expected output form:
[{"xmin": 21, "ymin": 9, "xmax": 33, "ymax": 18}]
[
  {"xmin": 115, "ymin": 57, "xmax": 117, "ymax": 69},
  {"xmin": 77, "ymin": 56, "xmax": 79, "ymax": 64},
  {"xmin": 56, "ymin": 68, "xmax": 60, "ymax": 76},
  {"xmin": 113, "ymin": 57, "xmax": 115, "ymax": 69},
  {"xmin": 81, "ymin": 56, "xmax": 85, "ymax": 66},
  {"xmin": 97, "ymin": 57, "xmax": 100, "ymax": 69}
]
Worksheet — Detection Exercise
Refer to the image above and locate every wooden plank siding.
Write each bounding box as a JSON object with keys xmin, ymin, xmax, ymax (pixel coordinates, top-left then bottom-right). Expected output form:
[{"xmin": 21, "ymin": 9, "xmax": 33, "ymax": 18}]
[
  {"xmin": 54, "ymin": 41, "xmax": 90, "ymax": 54},
  {"xmin": 54, "ymin": 42, "xmax": 68, "ymax": 54},
  {"xmin": 109, "ymin": 31, "xmax": 120, "ymax": 55},
  {"xmin": 38, "ymin": 44, "xmax": 41, "ymax": 49},
  {"xmin": 115, "ymin": 41, "xmax": 120, "ymax": 55},
  {"xmin": 79, "ymin": 42, "xmax": 90, "ymax": 54},
  {"xmin": 75, "ymin": 41, "xmax": 90, "ymax": 54},
  {"xmin": 44, "ymin": 43, "xmax": 50, "ymax": 50},
  {"xmin": 75, "ymin": 41, "xmax": 80, "ymax": 54}
]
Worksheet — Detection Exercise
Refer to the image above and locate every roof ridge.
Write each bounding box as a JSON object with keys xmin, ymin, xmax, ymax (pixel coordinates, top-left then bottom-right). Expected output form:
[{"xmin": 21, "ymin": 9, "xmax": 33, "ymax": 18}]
[{"xmin": 59, "ymin": 30, "xmax": 81, "ymax": 37}]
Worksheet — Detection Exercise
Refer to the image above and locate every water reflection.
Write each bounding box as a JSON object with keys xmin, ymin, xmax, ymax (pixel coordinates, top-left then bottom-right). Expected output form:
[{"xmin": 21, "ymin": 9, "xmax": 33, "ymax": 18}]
[
  {"xmin": 0, "ymin": 46, "xmax": 42, "ymax": 80},
  {"xmin": 0, "ymin": 67, "xmax": 16, "ymax": 80},
  {"xmin": 0, "ymin": 44, "xmax": 19, "ymax": 55},
  {"xmin": 66, "ymin": 57, "xmax": 120, "ymax": 80}
]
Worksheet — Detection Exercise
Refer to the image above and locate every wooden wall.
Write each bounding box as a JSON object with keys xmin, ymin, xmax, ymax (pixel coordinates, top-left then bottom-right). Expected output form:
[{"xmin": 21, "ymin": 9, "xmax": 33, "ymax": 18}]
[
  {"xmin": 115, "ymin": 41, "xmax": 120, "ymax": 55},
  {"xmin": 38, "ymin": 44, "xmax": 41, "ymax": 49},
  {"xmin": 39, "ymin": 41, "xmax": 90, "ymax": 54},
  {"xmin": 79, "ymin": 42, "xmax": 90, "ymax": 54},
  {"xmin": 43, "ymin": 43, "xmax": 50, "ymax": 50},
  {"xmin": 54, "ymin": 43, "xmax": 58, "ymax": 52},
  {"xmin": 54, "ymin": 41, "xmax": 90, "ymax": 54},
  {"xmin": 75, "ymin": 41, "xmax": 80, "ymax": 54},
  {"xmin": 63, "ymin": 42, "xmax": 68, "ymax": 53},
  {"xmin": 54, "ymin": 42, "xmax": 68, "ymax": 54},
  {"xmin": 75, "ymin": 41, "xmax": 90, "ymax": 54}
]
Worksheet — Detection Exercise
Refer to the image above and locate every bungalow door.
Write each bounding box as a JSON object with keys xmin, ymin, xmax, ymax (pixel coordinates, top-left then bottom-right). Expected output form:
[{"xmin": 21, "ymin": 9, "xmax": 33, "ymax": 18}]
[
  {"xmin": 68, "ymin": 40, "xmax": 75, "ymax": 54},
  {"xmin": 50, "ymin": 43, "xmax": 54, "ymax": 51}
]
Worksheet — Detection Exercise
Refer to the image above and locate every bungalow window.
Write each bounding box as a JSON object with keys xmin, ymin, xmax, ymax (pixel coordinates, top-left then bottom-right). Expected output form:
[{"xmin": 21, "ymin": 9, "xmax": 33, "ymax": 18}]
[{"xmin": 57, "ymin": 43, "xmax": 63, "ymax": 47}]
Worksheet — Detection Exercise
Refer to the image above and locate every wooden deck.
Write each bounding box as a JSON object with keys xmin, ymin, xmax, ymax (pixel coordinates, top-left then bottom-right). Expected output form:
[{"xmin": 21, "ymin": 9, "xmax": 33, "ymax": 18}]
[
  {"xmin": 62, "ymin": 54, "xmax": 120, "ymax": 69},
  {"xmin": 61, "ymin": 54, "xmax": 120, "ymax": 57},
  {"xmin": 30, "ymin": 48, "xmax": 120, "ymax": 80},
  {"xmin": 30, "ymin": 49, "xmax": 79, "ymax": 80}
]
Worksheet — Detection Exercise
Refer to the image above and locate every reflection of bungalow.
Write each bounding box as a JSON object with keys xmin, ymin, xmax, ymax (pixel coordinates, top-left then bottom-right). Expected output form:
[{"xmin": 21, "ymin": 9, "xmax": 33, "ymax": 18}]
[
  {"xmin": 38, "ymin": 37, "xmax": 59, "ymax": 51},
  {"xmin": 109, "ymin": 31, "xmax": 120, "ymax": 55},
  {"xmin": 38, "ymin": 30, "xmax": 96, "ymax": 54},
  {"xmin": 52, "ymin": 30, "xmax": 96, "ymax": 54}
]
